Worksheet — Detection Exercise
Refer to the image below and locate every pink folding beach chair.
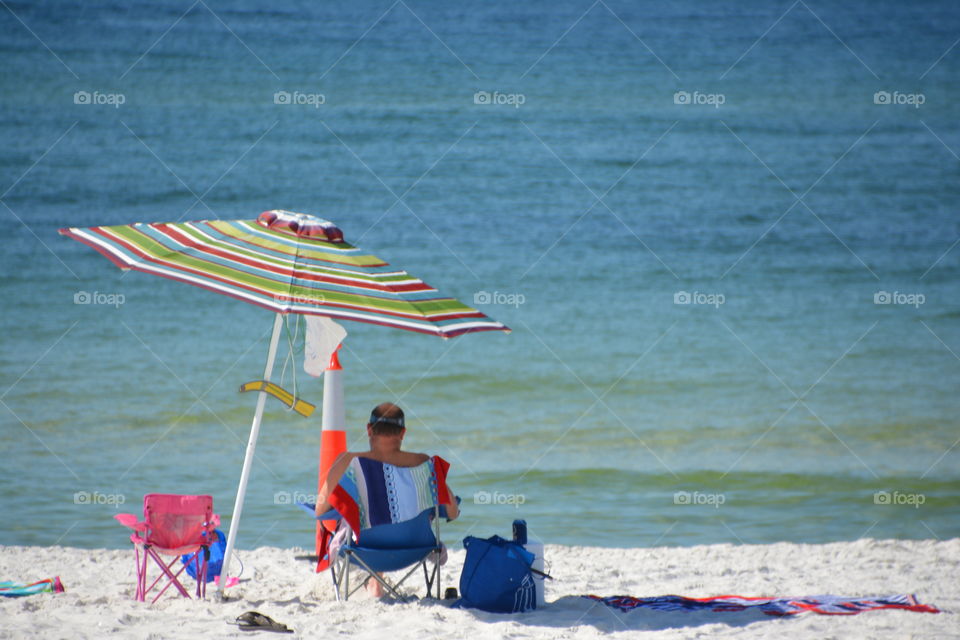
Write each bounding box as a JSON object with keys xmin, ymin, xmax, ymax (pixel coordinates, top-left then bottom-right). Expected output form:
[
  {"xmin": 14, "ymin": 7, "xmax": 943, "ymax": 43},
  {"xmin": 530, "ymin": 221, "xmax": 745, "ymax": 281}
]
[{"xmin": 115, "ymin": 494, "xmax": 219, "ymax": 603}]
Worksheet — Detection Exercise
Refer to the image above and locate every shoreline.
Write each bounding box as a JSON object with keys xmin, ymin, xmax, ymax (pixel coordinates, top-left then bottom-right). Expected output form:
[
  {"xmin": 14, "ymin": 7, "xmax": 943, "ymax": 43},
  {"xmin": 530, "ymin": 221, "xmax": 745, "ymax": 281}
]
[{"xmin": 1, "ymin": 538, "xmax": 956, "ymax": 639}]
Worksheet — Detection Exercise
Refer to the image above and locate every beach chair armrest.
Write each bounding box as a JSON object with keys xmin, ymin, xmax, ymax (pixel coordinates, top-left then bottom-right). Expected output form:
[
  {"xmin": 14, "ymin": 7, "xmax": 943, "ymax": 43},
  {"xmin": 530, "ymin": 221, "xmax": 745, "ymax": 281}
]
[
  {"xmin": 296, "ymin": 501, "xmax": 341, "ymax": 521},
  {"xmin": 114, "ymin": 513, "xmax": 146, "ymax": 531},
  {"xmin": 210, "ymin": 514, "xmax": 221, "ymax": 528}
]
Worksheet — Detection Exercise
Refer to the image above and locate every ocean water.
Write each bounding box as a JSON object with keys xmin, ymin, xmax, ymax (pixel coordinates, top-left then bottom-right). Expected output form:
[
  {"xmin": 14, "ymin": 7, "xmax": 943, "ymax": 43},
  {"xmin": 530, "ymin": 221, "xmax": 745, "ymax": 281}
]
[{"xmin": 1, "ymin": 0, "xmax": 958, "ymax": 552}]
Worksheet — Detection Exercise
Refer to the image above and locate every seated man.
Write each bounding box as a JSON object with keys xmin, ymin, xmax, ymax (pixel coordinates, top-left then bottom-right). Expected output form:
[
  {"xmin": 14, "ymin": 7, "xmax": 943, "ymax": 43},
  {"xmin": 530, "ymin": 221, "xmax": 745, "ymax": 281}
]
[{"xmin": 315, "ymin": 402, "xmax": 459, "ymax": 596}]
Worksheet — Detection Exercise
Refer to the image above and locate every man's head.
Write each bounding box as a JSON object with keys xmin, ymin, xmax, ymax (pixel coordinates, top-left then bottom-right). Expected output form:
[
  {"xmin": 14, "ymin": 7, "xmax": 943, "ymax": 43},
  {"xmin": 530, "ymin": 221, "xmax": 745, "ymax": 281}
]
[{"xmin": 367, "ymin": 402, "xmax": 405, "ymax": 437}]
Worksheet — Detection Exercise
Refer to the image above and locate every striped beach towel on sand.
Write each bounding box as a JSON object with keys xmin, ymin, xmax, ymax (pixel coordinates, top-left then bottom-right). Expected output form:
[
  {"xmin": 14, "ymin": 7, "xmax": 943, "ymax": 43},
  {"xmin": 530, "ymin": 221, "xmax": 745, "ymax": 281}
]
[
  {"xmin": 586, "ymin": 593, "xmax": 939, "ymax": 616},
  {"xmin": 0, "ymin": 577, "xmax": 64, "ymax": 597}
]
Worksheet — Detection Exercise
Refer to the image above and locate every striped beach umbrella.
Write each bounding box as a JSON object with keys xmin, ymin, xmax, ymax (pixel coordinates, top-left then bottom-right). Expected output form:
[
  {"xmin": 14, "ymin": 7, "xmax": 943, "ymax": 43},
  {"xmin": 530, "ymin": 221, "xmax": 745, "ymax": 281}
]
[
  {"xmin": 59, "ymin": 210, "xmax": 506, "ymax": 338},
  {"xmin": 60, "ymin": 210, "xmax": 508, "ymax": 599}
]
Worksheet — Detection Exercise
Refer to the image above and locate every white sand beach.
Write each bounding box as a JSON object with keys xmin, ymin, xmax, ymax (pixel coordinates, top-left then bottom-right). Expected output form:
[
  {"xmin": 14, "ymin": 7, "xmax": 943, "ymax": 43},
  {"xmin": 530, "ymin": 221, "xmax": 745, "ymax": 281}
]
[{"xmin": 1, "ymin": 538, "xmax": 956, "ymax": 639}]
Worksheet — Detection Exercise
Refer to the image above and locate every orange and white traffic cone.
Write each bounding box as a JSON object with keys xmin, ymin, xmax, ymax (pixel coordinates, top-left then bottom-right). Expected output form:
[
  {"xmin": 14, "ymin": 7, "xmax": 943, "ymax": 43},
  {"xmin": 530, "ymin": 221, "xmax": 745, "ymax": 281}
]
[{"xmin": 316, "ymin": 346, "xmax": 346, "ymax": 571}]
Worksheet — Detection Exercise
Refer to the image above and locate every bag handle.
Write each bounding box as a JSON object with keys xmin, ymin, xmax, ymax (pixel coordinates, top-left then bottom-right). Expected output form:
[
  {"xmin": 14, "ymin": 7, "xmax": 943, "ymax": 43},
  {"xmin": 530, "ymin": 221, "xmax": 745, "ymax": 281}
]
[{"xmin": 530, "ymin": 567, "xmax": 553, "ymax": 580}]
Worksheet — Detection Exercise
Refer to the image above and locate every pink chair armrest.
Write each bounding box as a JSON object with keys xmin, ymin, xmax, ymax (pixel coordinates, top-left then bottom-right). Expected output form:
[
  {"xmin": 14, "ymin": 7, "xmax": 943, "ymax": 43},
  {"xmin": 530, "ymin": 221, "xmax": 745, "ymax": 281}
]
[
  {"xmin": 210, "ymin": 514, "xmax": 221, "ymax": 528},
  {"xmin": 114, "ymin": 513, "xmax": 147, "ymax": 531}
]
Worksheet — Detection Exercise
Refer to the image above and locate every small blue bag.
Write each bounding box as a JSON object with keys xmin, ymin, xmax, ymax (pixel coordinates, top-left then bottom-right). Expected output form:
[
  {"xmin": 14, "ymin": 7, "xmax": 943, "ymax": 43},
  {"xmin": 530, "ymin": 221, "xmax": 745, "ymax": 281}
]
[
  {"xmin": 181, "ymin": 529, "xmax": 226, "ymax": 583},
  {"xmin": 457, "ymin": 535, "xmax": 536, "ymax": 613}
]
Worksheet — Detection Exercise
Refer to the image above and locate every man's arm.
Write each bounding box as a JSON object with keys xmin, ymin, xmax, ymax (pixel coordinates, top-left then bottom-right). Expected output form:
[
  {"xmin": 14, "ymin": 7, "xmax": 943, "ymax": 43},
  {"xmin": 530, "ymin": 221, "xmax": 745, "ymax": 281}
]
[
  {"xmin": 314, "ymin": 451, "xmax": 354, "ymax": 516},
  {"xmin": 443, "ymin": 482, "xmax": 459, "ymax": 520}
]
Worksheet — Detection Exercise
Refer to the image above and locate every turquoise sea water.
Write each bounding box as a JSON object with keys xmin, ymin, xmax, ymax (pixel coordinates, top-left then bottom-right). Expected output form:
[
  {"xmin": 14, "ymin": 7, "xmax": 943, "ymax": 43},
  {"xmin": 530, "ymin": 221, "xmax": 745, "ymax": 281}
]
[{"xmin": 1, "ymin": 1, "xmax": 959, "ymax": 550}]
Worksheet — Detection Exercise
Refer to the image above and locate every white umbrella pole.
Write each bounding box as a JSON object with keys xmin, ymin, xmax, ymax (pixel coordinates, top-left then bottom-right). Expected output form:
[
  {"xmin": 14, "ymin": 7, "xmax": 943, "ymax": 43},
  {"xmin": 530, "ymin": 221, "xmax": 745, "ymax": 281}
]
[{"xmin": 216, "ymin": 312, "xmax": 285, "ymax": 600}]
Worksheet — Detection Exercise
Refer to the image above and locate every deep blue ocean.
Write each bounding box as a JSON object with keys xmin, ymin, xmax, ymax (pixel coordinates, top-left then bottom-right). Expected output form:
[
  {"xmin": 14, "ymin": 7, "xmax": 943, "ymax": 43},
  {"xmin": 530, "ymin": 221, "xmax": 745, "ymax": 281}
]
[{"xmin": 1, "ymin": 0, "xmax": 958, "ymax": 551}]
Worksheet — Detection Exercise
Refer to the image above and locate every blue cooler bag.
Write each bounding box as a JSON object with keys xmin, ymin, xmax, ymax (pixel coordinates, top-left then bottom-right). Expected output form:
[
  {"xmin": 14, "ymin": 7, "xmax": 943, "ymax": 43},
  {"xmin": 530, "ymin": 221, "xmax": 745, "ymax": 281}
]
[
  {"xmin": 181, "ymin": 529, "xmax": 226, "ymax": 583},
  {"xmin": 457, "ymin": 535, "xmax": 537, "ymax": 613}
]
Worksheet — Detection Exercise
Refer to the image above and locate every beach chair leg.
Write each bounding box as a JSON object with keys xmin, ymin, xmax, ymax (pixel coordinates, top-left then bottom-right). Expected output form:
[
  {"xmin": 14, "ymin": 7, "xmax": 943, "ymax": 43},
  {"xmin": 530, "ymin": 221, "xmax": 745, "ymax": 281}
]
[
  {"xmin": 421, "ymin": 556, "xmax": 440, "ymax": 599},
  {"xmin": 192, "ymin": 552, "xmax": 199, "ymax": 598},
  {"xmin": 422, "ymin": 561, "xmax": 433, "ymax": 597},
  {"xmin": 141, "ymin": 545, "xmax": 154, "ymax": 602},
  {"xmin": 149, "ymin": 552, "xmax": 193, "ymax": 603},
  {"xmin": 143, "ymin": 570, "xmax": 165, "ymax": 600},
  {"xmin": 197, "ymin": 548, "xmax": 209, "ymax": 599},
  {"xmin": 133, "ymin": 545, "xmax": 140, "ymax": 602},
  {"xmin": 330, "ymin": 558, "xmax": 343, "ymax": 601},
  {"xmin": 389, "ymin": 564, "xmax": 421, "ymax": 596},
  {"xmin": 336, "ymin": 554, "xmax": 378, "ymax": 601},
  {"xmin": 135, "ymin": 544, "xmax": 147, "ymax": 602},
  {"xmin": 350, "ymin": 554, "xmax": 405, "ymax": 600},
  {"xmin": 433, "ymin": 504, "xmax": 442, "ymax": 598}
]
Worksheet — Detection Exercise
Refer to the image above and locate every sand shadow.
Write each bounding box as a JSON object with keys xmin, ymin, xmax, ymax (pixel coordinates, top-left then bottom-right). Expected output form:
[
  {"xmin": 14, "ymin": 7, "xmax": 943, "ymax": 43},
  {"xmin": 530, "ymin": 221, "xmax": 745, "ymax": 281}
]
[{"xmin": 446, "ymin": 595, "xmax": 779, "ymax": 632}]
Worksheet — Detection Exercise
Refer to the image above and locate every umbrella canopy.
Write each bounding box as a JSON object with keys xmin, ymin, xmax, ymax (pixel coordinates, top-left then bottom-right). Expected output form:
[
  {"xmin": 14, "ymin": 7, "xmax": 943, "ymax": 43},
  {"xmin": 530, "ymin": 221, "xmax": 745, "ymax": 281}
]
[
  {"xmin": 60, "ymin": 210, "xmax": 508, "ymax": 599},
  {"xmin": 60, "ymin": 210, "xmax": 507, "ymax": 338}
]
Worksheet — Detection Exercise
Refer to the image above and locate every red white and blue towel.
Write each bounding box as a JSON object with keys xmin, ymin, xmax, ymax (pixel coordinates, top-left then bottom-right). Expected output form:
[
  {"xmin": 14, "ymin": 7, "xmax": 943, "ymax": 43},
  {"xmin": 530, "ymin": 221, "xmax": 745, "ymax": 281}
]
[
  {"xmin": 314, "ymin": 455, "xmax": 454, "ymax": 570},
  {"xmin": 585, "ymin": 593, "xmax": 939, "ymax": 616},
  {"xmin": 330, "ymin": 455, "xmax": 452, "ymax": 536}
]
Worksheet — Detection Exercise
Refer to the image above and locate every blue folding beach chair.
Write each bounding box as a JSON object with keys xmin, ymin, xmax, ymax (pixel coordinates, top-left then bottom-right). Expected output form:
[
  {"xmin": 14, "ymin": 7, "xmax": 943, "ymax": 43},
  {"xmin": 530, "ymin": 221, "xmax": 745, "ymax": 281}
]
[{"xmin": 297, "ymin": 455, "xmax": 456, "ymax": 601}]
